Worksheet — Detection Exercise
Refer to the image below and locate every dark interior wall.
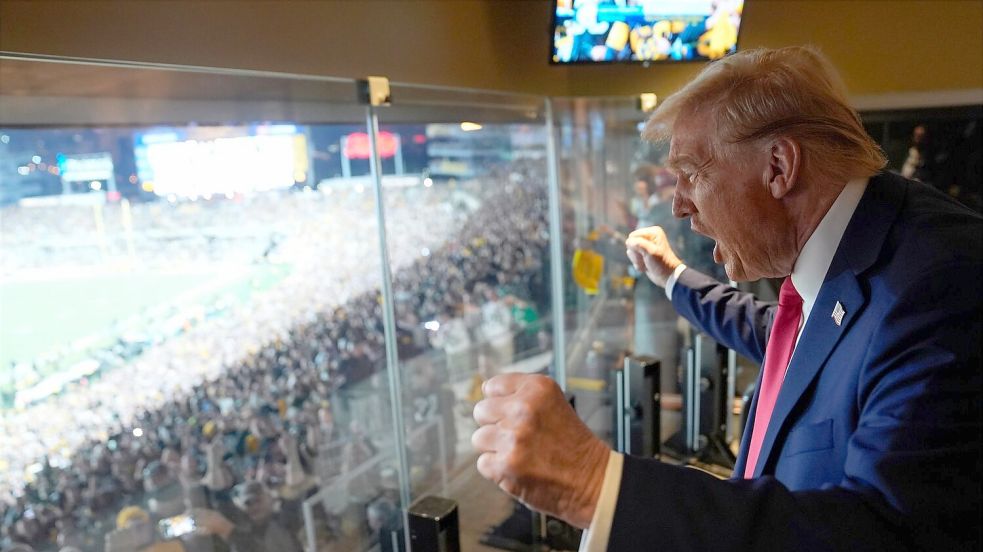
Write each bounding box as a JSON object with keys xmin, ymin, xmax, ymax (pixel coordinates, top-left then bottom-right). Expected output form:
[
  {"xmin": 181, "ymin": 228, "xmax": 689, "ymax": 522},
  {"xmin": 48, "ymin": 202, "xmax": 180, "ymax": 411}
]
[
  {"xmin": 1, "ymin": 0, "xmax": 981, "ymax": 99},
  {"xmin": 0, "ymin": 0, "xmax": 570, "ymax": 94}
]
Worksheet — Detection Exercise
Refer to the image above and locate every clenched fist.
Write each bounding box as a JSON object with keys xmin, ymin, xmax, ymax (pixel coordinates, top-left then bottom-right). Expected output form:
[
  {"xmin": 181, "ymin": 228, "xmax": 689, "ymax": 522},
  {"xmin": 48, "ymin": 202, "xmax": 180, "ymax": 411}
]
[
  {"xmin": 471, "ymin": 373, "xmax": 610, "ymax": 529},
  {"xmin": 626, "ymin": 226, "xmax": 683, "ymax": 287}
]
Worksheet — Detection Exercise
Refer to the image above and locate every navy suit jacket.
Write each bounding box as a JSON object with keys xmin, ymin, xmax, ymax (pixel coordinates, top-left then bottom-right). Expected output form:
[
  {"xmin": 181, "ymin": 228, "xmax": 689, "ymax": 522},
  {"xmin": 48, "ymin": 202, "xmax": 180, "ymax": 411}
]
[{"xmin": 609, "ymin": 173, "xmax": 981, "ymax": 551}]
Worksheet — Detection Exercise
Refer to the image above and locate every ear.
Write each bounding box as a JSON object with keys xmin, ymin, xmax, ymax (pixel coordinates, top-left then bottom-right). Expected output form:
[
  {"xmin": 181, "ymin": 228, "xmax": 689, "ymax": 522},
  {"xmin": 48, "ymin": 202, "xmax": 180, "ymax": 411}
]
[{"xmin": 764, "ymin": 137, "xmax": 801, "ymax": 199}]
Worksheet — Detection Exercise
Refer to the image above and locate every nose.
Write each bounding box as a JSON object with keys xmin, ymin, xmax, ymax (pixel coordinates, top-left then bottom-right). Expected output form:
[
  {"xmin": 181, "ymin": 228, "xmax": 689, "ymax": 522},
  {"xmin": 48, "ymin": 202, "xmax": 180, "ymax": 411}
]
[{"xmin": 672, "ymin": 183, "xmax": 694, "ymax": 219}]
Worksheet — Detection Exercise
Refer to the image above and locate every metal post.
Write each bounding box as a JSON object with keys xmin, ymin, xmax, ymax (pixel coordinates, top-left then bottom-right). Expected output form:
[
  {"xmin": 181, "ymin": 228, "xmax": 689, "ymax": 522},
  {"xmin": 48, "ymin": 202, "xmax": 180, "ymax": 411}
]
[
  {"xmin": 394, "ymin": 134, "xmax": 405, "ymax": 175},
  {"xmin": 622, "ymin": 365, "xmax": 633, "ymax": 454},
  {"xmin": 303, "ymin": 500, "xmax": 316, "ymax": 552},
  {"xmin": 726, "ymin": 348, "xmax": 737, "ymax": 443},
  {"xmin": 622, "ymin": 356, "xmax": 660, "ymax": 458},
  {"xmin": 121, "ymin": 198, "xmax": 136, "ymax": 264},
  {"xmin": 436, "ymin": 416, "xmax": 448, "ymax": 495},
  {"xmin": 341, "ymin": 136, "xmax": 351, "ymax": 179},
  {"xmin": 544, "ymin": 98, "xmax": 567, "ymax": 390},
  {"xmin": 305, "ymin": 125, "xmax": 317, "ymax": 186},
  {"xmin": 685, "ymin": 347, "xmax": 696, "ymax": 452},
  {"xmin": 366, "ymin": 104, "xmax": 413, "ymax": 523},
  {"xmin": 614, "ymin": 370, "xmax": 625, "ymax": 452},
  {"xmin": 693, "ymin": 335, "xmax": 703, "ymax": 451},
  {"xmin": 92, "ymin": 203, "xmax": 109, "ymax": 263}
]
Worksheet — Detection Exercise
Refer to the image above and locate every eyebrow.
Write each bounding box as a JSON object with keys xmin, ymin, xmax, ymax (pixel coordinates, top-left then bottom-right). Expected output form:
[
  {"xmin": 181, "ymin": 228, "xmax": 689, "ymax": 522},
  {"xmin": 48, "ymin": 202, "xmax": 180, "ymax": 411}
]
[{"xmin": 666, "ymin": 154, "xmax": 699, "ymax": 170}]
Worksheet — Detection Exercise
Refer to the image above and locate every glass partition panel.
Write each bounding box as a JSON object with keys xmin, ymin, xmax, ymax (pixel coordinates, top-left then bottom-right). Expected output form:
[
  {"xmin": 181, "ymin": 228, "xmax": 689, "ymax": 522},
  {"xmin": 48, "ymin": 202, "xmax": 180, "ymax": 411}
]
[
  {"xmin": 552, "ymin": 97, "xmax": 732, "ymax": 465},
  {"xmin": 374, "ymin": 85, "xmax": 551, "ymax": 550},
  {"xmin": 0, "ymin": 56, "xmax": 406, "ymax": 552}
]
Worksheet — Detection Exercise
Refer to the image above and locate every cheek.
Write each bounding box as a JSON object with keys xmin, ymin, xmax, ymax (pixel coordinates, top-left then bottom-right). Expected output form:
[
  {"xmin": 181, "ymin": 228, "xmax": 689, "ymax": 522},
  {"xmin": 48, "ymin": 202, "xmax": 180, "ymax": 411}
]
[{"xmin": 694, "ymin": 187, "xmax": 736, "ymax": 234}]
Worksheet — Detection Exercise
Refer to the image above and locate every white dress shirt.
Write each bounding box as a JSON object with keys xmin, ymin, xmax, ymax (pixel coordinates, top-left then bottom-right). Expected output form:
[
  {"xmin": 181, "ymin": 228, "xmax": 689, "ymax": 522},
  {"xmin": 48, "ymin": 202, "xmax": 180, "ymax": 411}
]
[{"xmin": 579, "ymin": 177, "xmax": 869, "ymax": 551}]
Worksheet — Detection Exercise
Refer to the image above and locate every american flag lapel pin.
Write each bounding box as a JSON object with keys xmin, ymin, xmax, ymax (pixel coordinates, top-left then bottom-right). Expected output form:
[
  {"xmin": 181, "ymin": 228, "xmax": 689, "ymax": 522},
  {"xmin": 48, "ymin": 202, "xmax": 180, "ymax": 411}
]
[{"xmin": 832, "ymin": 301, "xmax": 846, "ymax": 326}]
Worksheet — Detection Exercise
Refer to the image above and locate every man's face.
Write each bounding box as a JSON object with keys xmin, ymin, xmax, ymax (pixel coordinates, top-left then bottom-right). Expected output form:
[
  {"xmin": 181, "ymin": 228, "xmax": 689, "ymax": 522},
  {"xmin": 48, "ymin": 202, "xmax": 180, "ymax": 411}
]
[
  {"xmin": 667, "ymin": 113, "xmax": 796, "ymax": 281},
  {"xmin": 241, "ymin": 491, "xmax": 273, "ymax": 523},
  {"xmin": 912, "ymin": 125, "xmax": 926, "ymax": 144}
]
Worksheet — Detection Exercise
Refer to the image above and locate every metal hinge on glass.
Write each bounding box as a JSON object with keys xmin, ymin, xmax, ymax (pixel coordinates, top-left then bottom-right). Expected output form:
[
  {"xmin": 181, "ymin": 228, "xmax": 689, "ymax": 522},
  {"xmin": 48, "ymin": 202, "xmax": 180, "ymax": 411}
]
[{"xmin": 357, "ymin": 76, "xmax": 392, "ymax": 106}]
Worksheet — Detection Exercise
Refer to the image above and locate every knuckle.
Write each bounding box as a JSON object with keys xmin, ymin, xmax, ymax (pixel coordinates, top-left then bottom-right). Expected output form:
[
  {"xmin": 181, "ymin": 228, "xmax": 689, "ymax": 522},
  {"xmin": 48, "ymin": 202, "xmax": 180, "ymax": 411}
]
[
  {"xmin": 511, "ymin": 426, "xmax": 534, "ymax": 452},
  {"xmin": 528, "ymin": 374, "xmax": 554, "ymax": 393},
  {"xmin": 534, "ymin": 375, "xmax": 562, "ymax": 401},
  {"xmin": 506, "ymin": 399, "xmax": 531, "ymax": 422}
]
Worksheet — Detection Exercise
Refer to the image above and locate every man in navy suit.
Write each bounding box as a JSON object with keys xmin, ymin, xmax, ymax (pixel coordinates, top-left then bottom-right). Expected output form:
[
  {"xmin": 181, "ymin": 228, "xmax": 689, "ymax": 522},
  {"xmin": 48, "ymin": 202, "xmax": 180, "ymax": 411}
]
[{"xmin": 471, "ymin": 46, "xmax": 981, "ymax": 550}]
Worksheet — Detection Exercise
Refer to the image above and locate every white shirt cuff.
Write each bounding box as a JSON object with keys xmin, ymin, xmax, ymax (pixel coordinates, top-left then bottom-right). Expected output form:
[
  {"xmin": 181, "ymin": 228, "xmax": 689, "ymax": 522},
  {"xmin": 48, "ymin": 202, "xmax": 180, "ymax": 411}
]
[
  {"xmin": 578, "ymin": 451, "xmax": 624, "ymax": 552},
  {"xmin": 664, "ymin": 263, "xmax": 688, "ymax": 300}
]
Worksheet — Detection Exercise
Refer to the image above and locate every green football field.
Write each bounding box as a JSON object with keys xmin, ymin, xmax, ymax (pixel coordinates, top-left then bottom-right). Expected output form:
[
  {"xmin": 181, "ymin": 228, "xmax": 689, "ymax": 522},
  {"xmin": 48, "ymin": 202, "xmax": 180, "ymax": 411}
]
[{"xmin": 0, "ymin": 263, "xmax": 290, "ymax": 374}]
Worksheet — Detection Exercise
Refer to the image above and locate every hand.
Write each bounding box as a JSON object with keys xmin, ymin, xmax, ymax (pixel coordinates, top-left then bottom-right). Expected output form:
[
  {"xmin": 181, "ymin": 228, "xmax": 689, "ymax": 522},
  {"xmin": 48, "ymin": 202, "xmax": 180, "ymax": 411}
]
[
  {"xmin": 626, "ymin": 226, "xmax": 683, "ymax": 287},
  {"xmin": 191, "ymin": 508, "xmax": 235, "ymax": 540},
  {"xmin": 471, "ymin": 374, "xmax": 610, "ymax": 529}
]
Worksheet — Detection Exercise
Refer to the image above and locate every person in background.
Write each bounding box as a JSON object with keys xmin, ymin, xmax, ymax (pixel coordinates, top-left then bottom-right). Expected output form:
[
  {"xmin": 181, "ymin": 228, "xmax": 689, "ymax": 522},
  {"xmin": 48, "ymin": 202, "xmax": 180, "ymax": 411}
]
[
  {"xmin": 900, "ymin": 124, "xmax": 935, "ymax": 184},
  {"xmin": 192, "ymin": 481, "xmax": 301, "ymax": 552},
  {"xmin": 366, "ymin": 496, "xmax": 403, "ymax": 552},
  {"xmin": 103, "ymin": 506, "xmax": 155, "ymax": 552}
]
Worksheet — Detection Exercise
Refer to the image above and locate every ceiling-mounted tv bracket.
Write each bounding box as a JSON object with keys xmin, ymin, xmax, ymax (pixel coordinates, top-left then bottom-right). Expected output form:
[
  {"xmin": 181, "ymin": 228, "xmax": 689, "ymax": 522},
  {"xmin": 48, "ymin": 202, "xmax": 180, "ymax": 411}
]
[
  {"xmin": 357, "ymin": 76, "xmax": 391, "ymax": 106},
  {"xmin": 638, "ymin": 93, "xmax": 658, "ymax": 113}
]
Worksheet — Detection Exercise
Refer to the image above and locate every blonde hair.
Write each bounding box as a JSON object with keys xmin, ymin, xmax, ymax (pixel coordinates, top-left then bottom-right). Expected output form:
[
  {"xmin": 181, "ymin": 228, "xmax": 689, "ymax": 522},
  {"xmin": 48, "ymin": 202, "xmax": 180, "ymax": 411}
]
[{"xmin": 643, "ymin": 46, "xmax": 886, "ymax": 183}]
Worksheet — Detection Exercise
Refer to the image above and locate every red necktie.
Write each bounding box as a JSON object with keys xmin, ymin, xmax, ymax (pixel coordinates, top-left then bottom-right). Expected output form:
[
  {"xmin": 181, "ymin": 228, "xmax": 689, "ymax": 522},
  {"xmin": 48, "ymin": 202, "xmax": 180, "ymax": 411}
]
[{"xmin": 744, "ymin": 276, "xmax": 803, "ymax": 478}]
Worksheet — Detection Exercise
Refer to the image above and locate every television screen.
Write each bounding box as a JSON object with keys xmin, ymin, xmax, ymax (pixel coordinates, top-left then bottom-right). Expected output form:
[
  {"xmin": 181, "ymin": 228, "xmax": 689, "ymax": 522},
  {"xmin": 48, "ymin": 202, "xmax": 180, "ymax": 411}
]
[{"xmin": 551, "ymin": 0, "xmax": 745, "ymax": 64}]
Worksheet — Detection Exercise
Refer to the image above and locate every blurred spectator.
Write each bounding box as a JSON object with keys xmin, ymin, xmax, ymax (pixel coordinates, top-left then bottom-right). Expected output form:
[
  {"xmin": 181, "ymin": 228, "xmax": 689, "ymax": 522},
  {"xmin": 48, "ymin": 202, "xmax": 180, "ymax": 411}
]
[
  {"xmin": 479, "ymin": 286, "xmax": 514, "ymax": 367},
  {"xmin": 192, "ymin": 481, "xmax": 301, "ymax": 552},
  {"xmin": 901, "ymin": 124, "xmax": 935, "ymax": 183},
  {"xmin": 366, "ymin": 497, "xmax": 403, "ymax": 552},
  {"xmin": 103, "ymin": 506, "xmax": 155, "ymax": 552}
]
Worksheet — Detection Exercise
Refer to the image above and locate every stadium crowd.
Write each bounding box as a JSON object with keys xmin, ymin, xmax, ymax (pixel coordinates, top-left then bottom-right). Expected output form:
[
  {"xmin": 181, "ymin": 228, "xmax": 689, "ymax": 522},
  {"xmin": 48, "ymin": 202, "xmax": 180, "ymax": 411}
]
[
  {"xmin": 0, "ymin": 161, "xmax": 552, "ymax": 551},
  {"xmin": 0, "ymin": 190, "xmax": 375, "ymax": 275}
]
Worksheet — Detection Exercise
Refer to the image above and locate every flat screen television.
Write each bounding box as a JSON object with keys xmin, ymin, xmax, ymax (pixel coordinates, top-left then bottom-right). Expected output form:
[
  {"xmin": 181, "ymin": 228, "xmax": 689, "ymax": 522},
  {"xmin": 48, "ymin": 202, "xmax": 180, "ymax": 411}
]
[{"xmin": 551, "ymin": 0, "xmax": 745, "ymax": 64}]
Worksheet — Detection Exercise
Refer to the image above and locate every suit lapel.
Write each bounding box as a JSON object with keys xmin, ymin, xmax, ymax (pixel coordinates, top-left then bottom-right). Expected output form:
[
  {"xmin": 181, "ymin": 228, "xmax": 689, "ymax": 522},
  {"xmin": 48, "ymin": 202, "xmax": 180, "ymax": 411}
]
[
  {"xmin": 732, "ymin": 390, "xmax": 757, "ymax": 477},
  {"xmin": 750, "ymin": 173, "xmax": 906, "ymax": 477},
  {"xmin": 751, "ymin": 270, "xmax": 865, "ymax": 477}
]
